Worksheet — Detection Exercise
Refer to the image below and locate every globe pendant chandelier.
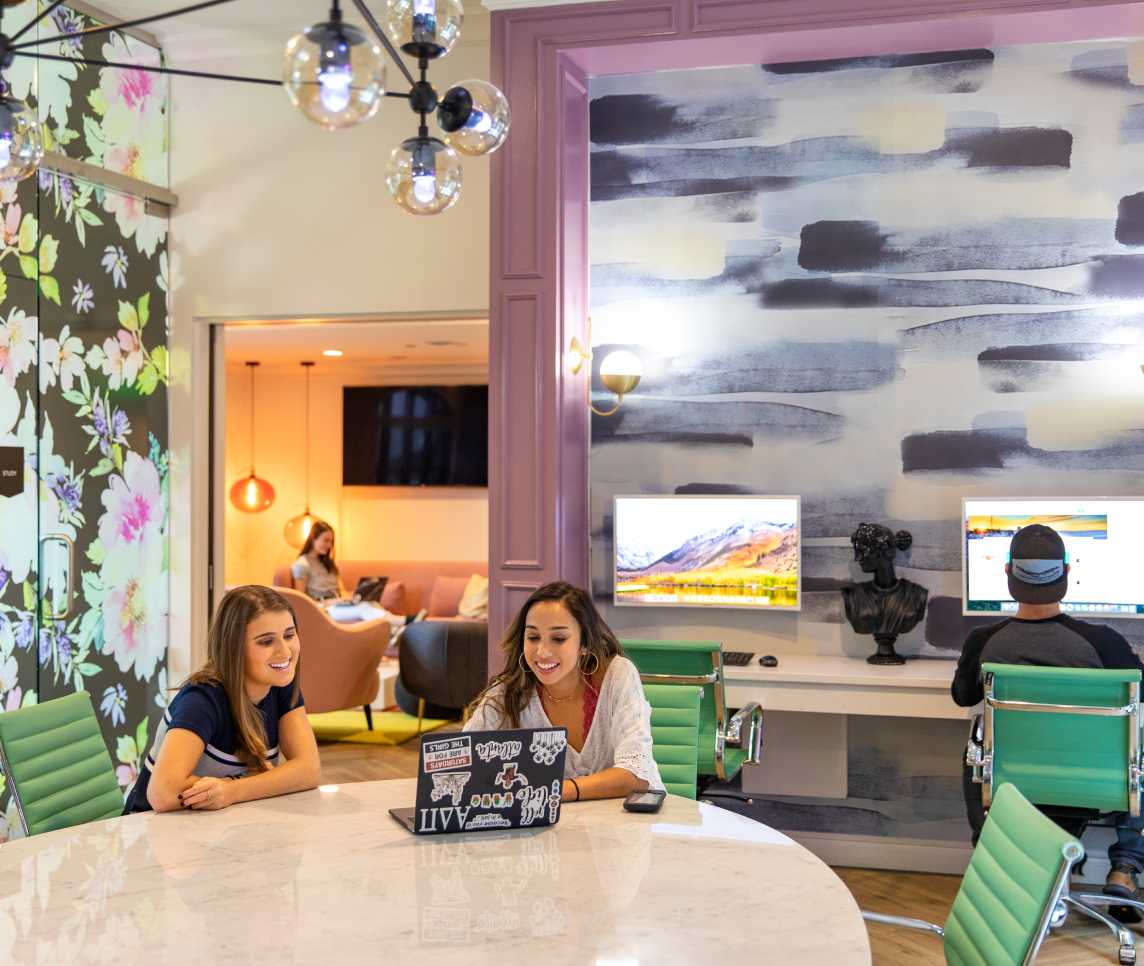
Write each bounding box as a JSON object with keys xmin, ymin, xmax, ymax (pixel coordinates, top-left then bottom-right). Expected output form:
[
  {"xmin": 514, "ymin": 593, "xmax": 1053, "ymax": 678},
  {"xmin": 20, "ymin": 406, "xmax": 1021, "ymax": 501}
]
[{"xmin": 0, "ymin": 0, "xmax": 510, "ymax": 215}]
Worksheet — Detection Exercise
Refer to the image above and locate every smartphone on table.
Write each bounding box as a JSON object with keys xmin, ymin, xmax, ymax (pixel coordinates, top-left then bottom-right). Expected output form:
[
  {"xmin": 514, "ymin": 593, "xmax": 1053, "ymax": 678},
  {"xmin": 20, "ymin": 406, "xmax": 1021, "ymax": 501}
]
[{"xmin": 623, "ymin": 788, "xmax": 666, "ymax": 813}]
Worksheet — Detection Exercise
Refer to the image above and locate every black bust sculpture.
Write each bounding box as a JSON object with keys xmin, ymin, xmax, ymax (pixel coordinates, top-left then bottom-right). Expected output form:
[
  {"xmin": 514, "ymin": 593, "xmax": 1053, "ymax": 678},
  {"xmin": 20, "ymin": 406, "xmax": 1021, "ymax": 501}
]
[{"xmin": 841, "ymin": 523, "xmax": 929, "ymax": 665}]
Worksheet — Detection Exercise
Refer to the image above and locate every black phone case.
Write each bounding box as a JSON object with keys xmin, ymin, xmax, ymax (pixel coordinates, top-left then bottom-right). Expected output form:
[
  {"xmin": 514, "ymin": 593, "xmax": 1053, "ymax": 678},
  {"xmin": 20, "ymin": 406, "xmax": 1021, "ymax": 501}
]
[{"xmin": 623, "ymin": 790, "xmax": 666, "ymax": 813}]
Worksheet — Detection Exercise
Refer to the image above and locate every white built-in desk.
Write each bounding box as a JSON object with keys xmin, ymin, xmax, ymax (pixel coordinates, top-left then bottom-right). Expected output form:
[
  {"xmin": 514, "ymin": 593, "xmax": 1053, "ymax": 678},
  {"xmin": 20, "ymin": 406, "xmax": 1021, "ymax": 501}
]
[{"xmin": 724, "ymin": 654, "xmax": 967, "ymax": 720}]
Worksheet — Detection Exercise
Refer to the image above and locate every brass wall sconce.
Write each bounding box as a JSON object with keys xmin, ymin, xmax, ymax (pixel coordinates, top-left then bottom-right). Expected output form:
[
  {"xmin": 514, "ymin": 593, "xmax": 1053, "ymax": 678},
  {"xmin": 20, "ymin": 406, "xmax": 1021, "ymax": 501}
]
[{"xmin": 566, "ymin": 336, "xmax": 643, "ymax": 416}]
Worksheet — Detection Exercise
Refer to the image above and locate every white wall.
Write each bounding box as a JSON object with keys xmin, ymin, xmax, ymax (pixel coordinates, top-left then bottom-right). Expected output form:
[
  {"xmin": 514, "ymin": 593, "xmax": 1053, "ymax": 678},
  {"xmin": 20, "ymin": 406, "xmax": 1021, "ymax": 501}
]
[
  {"xmin": 162, "ymin": 12, "xmax": 491, "ymax": 673},
  {"xmin": 223, "ymin": 364, "xmax": 489, "ymax": 588}
]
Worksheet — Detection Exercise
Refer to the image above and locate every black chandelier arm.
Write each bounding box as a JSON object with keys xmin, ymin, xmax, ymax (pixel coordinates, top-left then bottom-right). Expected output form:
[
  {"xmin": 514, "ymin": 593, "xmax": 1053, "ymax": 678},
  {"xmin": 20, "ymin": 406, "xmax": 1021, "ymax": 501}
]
[
  {"xmin": 385, "ymin": 90, "xmax": 411, "ymax": 98},
  {"xmin": 11, "ymin": 0, "xmax": 244, "ymax": 51},
  {"xmin": 15, "ymin": 50, "xmax": 283, "ymax": 87},
  {"xmin": 349, "ymin": 0, "xmax": 416, "ymax": 90},
  {"xmin": 9, "ymin": 0, "xmax": 68, "ymax": 44}
]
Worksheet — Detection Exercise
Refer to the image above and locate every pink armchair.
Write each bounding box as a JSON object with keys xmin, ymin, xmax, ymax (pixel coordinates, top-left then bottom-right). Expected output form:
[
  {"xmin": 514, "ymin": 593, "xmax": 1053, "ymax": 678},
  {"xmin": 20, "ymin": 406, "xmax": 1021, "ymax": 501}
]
[{"xmin": 278, "ymin": 587, "xmax": 389, "ymax": 727}]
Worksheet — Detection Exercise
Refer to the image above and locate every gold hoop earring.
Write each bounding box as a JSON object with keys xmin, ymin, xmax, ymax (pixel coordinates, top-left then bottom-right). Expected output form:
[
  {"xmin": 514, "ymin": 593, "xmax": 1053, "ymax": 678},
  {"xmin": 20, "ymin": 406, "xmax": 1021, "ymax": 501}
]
[
  {"xmin": 518, "ymin": 652, "xmax": 531, "ymax": 674},
  {"xmin": 580, "ymin": 651, "xmax": 600, "ymax": 677}
]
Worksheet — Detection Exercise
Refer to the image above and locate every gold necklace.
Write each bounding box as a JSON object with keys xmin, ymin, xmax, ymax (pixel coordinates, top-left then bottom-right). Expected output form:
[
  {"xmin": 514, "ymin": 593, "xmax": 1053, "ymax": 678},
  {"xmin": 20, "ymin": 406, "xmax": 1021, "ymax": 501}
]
[{"xmin": 541, "ymin": 683, "xmax": 581, "ymax": 705}]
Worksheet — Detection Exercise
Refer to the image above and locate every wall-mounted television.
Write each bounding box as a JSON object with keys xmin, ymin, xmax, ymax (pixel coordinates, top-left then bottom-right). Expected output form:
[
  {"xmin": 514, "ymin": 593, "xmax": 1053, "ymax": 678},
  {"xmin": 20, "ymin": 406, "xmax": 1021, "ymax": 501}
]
[
  {"xmin": 343, "ymin": 385, "xmax": 488, "ymax": 487},
  {"xmin": 963, "ymin": 497, "xmax": 1144, "ymax": 619},
  {"xmin": 613, "ymin": 495, "xmax": 801, "ymax": 610}
]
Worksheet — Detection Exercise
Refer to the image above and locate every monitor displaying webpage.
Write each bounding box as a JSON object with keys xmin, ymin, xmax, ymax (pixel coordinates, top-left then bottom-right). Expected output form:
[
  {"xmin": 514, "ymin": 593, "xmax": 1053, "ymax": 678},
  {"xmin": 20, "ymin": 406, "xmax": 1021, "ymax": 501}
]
[{"xmin": 963, "ymin": 498, "xmax": 1144, "ymax": 619}]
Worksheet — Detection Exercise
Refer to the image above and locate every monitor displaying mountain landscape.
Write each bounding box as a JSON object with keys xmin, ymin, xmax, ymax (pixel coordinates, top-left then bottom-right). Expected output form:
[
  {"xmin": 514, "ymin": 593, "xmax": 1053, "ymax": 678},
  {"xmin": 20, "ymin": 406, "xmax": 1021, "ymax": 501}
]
[{"xmin": 613, "ymin": 496, "xmax": 801, "ymax": 610}]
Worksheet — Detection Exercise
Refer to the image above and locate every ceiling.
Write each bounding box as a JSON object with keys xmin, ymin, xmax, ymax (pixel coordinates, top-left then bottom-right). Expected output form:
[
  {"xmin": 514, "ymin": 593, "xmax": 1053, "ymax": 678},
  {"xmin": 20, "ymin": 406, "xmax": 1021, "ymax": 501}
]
[
  {"xmin": 80, "ymin": 0, "xmax": 491, "ymax": 49},
  {"xmin": 223, "ymin": 318, "xmax": 488, "ymax": 371}
]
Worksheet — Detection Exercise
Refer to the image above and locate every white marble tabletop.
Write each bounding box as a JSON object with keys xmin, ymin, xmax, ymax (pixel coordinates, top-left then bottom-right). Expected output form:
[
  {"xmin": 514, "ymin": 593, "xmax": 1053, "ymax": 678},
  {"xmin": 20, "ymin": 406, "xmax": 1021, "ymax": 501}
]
[{"xmin": 0, "ymin": 779, "xmax": 872, "ymax": 965}]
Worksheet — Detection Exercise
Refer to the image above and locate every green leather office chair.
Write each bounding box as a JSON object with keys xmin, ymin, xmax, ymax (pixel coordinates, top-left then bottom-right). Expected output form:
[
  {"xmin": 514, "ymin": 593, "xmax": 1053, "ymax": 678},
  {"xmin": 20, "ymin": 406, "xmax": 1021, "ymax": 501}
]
[
  {"xmin": 0, "ymin": 691, "xmax": 123, "ymax": 836},
  {"xmin": 623, "ymin": 640, "xmax": 762, "ymax": 784},
  {"xmin": 643, "ymin": 683, "xmax": 701, "ymax": 799},
  {"xmin": 965, "ymin": 663, "xmax": 1144, "ymax": 964},
  {"xmin": 865, "ymin": 782, "xmax": 1084, "ymax": 964}
]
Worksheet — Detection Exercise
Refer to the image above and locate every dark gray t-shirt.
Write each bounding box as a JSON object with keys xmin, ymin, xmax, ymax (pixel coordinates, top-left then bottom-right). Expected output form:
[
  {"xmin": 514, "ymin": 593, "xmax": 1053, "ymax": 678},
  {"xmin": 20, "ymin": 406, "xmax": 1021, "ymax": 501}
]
[{"xmin": 952, "ymin": 614, "xmax": 1143, "ymax": 707}]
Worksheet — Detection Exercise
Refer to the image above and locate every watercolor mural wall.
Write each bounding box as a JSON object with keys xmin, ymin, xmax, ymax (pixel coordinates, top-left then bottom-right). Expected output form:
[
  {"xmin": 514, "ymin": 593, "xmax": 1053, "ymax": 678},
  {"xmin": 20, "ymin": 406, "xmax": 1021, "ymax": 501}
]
[{"xmin": 589, "ymin": 41, "xmax": 1144, "ymax": 839}]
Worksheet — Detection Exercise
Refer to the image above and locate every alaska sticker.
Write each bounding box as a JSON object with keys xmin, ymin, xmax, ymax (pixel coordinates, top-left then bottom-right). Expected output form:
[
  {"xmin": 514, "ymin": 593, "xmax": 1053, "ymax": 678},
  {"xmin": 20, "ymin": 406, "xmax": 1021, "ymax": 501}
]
[{"xmin": 423, "ymin": 735, "xmax": 473, "ymax": 772}]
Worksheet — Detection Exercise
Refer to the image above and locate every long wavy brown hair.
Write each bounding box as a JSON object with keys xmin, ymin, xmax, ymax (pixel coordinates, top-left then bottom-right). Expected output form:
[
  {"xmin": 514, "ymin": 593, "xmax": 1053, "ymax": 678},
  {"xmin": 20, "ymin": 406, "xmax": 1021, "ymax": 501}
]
[
  {"xmin": 300, "ymin": 520, "xmax": 339, "ymax": 575},
  {"xmin": 186, "ymin": 585, "xmax": 300, "ymax": 773},
  {"xmin": 465, "ymin": 581, "xmax": 624, "ymax": 727}
]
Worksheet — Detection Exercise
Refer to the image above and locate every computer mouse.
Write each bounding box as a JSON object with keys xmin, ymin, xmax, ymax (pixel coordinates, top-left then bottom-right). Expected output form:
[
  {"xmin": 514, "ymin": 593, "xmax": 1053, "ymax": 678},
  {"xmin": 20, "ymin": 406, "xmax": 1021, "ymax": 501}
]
[{"xmin": 759, "ymin": 655, "xmax": 778, "ymax": 667}]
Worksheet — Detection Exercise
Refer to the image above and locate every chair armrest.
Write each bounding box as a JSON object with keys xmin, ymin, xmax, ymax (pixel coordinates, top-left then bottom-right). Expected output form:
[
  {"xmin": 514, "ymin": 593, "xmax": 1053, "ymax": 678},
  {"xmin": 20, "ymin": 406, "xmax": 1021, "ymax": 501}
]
[
  {"xmin": 862, "ymin": 911, "xmax": 944, "ymax": 939},
  {"xmin": 965, "ymin": 713, "xmax": 985, "ymax": 783},
  {"xmin": 723, "ymin": 702, "xmax": 764, "ymax": 763}
]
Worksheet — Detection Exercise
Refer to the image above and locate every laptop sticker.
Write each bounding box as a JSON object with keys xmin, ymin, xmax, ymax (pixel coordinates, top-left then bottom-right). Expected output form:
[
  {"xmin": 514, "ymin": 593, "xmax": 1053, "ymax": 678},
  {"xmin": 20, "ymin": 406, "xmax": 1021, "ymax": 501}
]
[
  {"xmin": 475, "ymin": 738, "xmax": 522, "ymax": 762},
  {"xmin": 493, "ymin": 763, "xmax": 529, "ymax": 791},
  {"xmin": 470, "ymin": 792, "xmax": 515, "ymax": 809},
  {"xmin": 430, "ymin": 772, "xmax": 471, "ymax": 806},
  {"xmin": 529, "ymin": 730, "xmax": 566, "ymax": 766},
  {"xmin": 464, "ymin": 813, "xmax": 513, "ymax": 831},
  {"xmin": 424, "ymin": 735, "xmax": 473, "ymax": 772},
  {"xmin": 518, "ymin": 783, "xmax": 560, "ymax": 826}
]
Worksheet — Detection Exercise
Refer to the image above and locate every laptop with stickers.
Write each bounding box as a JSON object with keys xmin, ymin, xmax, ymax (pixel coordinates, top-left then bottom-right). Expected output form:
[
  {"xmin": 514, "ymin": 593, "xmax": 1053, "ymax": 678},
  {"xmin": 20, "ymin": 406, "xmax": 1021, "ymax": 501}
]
[{"xmin": 389, "ymin": 727, "xmax": 569, "ymax": 835}]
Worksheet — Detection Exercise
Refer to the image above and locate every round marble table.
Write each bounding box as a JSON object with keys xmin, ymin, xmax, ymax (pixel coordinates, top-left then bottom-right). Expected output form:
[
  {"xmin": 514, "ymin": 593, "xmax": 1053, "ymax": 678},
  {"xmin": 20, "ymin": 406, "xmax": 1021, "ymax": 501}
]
[{"xmin": 0, "ymin": 779, "xmax": 871, "ymax": 965}]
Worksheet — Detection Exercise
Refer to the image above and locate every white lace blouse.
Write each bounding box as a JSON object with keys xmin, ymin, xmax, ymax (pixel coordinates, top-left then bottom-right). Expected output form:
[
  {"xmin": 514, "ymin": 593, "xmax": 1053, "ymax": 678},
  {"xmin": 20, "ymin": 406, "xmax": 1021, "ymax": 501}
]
[{"xmin": 464, "ymin": 655, "xmax": 664, "ymax": 791}]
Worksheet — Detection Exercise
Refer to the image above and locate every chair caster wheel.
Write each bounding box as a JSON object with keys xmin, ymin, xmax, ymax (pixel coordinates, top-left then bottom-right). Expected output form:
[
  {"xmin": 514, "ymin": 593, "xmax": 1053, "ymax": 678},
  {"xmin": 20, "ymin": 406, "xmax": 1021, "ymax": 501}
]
[
  {"xmin": 1049, "ymin": 900, "xmax": 1068, "ymax": 930},
  {"xmin": 1120, "ymin": 945, "xmax": 1136, "ymax": 965}
]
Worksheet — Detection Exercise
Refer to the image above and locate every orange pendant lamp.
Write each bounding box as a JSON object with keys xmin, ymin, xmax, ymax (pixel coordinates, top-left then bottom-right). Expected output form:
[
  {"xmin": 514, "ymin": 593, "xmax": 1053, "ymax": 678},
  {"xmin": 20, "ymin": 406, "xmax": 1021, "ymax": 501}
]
[
  {"xmin": 283, "ymin": 361, "xmax": 317, "ymax": 549},
  {"xmin": 229, "ymin": 361, "xmax": 275, "ymax": 513}
]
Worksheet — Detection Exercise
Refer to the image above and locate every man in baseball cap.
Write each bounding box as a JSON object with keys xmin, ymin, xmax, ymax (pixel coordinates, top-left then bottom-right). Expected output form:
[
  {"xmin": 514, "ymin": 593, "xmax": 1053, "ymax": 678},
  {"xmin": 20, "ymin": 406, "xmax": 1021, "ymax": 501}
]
[{"xmin": 953, "ymin": 523, "xmax": 1144, "ymax": 913}]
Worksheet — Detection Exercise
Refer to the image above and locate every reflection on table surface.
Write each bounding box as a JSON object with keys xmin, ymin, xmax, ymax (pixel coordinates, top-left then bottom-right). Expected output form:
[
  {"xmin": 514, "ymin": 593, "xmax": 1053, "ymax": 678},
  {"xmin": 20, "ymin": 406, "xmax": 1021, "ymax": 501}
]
[{"xmin": 0, "ymin": 778, "xmax": 871, "ymax": 965}]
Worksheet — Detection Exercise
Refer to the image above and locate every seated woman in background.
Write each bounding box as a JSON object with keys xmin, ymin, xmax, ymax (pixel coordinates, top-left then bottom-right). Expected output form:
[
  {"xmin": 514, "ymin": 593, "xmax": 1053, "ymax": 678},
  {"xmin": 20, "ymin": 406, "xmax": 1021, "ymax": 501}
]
[
  {"xmin": 124, "ymin": 585, "xmax": 321, "ymax": 813},
  {"xmin": 292, "ymin": 521, "xmax": 421, "ymax": 627},
  {"xmin": 464, "ymin": 581, "xmax": 663, "ymax": 802}
]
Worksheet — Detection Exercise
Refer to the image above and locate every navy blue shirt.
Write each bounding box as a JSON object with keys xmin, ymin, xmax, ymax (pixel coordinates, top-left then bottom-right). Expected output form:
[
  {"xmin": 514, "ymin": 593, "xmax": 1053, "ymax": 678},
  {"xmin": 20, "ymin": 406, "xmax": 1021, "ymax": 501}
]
[{"xmin": 124, "ymin": 681, "xmax": 303, "ymax": 813}]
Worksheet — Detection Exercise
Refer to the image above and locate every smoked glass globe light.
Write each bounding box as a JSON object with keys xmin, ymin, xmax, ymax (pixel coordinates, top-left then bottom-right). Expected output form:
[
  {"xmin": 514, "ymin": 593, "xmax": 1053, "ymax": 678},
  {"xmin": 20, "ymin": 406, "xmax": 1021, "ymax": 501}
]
[
  {"xmin": 283, "ymin": 14, "xmax": 386, "ymax": 130},
  {"xmin": 0, "ymin": 96, "xmax": 43, "ymax": 182},
  {"xmin": 437, "ymin": 80, "xmax": 510, "ymax": 156},
  {"xmin": 383, "ymin": 0, "xmax": 464, "ymax": 58},
  {"xmin": 229, "ymin": 474, "xmax": 275, "ymax": 513},
  {"xmin": 283, "ymin": 508, "xmax": 318, "ymax": 550},
  {"xmin": 386, "ymin": 137, "xmax": 462, "ymax": 215}
]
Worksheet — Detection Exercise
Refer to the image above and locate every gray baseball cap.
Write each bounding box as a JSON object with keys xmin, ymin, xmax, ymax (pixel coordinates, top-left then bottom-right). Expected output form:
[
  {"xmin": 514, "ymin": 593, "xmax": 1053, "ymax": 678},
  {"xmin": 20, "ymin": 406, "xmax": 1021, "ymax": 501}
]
[{"xmin": 1008, "ymin": 524, "xmax": 1068, "ymax": 605}]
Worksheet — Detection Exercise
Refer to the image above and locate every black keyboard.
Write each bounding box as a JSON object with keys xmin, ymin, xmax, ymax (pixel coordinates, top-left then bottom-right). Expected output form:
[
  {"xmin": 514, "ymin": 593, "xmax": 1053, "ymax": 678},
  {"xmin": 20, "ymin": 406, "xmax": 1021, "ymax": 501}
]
[{"xmin": 723, "ymin": 650, "xmax": 754, "ymax": 667}]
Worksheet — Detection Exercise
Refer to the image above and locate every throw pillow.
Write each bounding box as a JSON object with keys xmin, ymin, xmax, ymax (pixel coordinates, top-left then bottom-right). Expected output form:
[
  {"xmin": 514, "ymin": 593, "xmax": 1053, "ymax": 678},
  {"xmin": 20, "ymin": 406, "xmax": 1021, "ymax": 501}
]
[
  {"xmin": 380, "ymin": 580, "xmax": 406, "ymax": 615},
  {"xmin": 428, "ymin": 575, "xmax": 471, "ymax": 617},
  {"xmin": 458, "ymin": 573, "xmax": 489, "ymax": 620}
]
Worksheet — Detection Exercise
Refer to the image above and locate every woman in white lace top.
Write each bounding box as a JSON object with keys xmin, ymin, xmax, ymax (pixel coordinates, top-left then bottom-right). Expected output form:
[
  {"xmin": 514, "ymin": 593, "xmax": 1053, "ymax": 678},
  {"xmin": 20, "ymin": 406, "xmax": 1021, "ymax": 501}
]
[{"xmin": 464, "ymin": 582, "xmax": 663, "ymax": 802}]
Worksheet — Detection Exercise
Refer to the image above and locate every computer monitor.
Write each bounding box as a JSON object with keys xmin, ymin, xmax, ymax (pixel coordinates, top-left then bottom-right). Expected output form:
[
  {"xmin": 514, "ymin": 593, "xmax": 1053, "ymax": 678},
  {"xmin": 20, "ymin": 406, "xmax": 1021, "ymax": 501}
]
[
  {"xmin": 613, "ymin": 495, "xmax": 801, "ymax": 610},
  {"xmin": 962, "ymin": 497, "xmax": 1144, "ymax": 619}
]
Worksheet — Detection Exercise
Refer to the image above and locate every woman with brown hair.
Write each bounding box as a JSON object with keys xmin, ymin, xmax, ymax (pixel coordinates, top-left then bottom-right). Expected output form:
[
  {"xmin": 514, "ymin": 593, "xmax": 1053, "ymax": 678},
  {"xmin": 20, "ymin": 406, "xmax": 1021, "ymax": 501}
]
[
  {"xmin": 464, "ymin": 581, "xmax": 662, "ymax": 803},
  {"xmin": 124, "ymin": 585, "xmax": 321, "ymax": 813},
  {"xmin": 292, "ymin": 520, "xmax": 424, "ymax": 628}
]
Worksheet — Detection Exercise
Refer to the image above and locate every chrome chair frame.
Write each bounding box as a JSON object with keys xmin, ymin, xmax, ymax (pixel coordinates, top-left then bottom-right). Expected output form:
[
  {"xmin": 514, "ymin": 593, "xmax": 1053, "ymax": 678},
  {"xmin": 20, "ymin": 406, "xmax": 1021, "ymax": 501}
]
[
  {"xmin": 637, "ymin": 649, "xmax": 764, "ymax": 781},
  {"xmin": 0, "ymin": 739, "xmax": 30, "ymax": 837},
  {"xmin": 965, "ymin": 672, "xmax": 1144, "ymax": 964},
  {"xmin": 862, "ymin": 840, "xmax": 1085, "ymax": 965}
]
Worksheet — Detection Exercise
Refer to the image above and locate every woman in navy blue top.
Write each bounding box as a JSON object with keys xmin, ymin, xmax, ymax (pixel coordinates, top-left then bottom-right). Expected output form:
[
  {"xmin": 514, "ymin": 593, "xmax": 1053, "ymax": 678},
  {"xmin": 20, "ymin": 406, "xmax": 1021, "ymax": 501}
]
[{"xmin": 125, "ymin": 585, "xmax": 321, "ymax": 813}]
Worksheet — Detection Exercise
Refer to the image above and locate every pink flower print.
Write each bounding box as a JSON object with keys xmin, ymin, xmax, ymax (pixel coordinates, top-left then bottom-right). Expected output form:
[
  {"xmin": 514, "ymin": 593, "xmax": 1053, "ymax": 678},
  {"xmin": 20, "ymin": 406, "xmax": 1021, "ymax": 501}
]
[
  {"xmin": 98, "ymin": 329, "xmax": 143, "ymax": 390},
  {"xmin": 116, "ymin": 762, "xmax": 138, "ymax": 790},
  {"xmin": 118, "ymin": 68, "xmax": 155, "ymax": 112},
  {"xmin": 4, "ymin": 687, "xmax": 21, "ymax": 712},
  {"xmin": 1, "ymin": 204, "xmax": 20, "ymax": 248},
  {"xmin": 99, "ymin": 452, "xmax": 161, "ymax": 549}
]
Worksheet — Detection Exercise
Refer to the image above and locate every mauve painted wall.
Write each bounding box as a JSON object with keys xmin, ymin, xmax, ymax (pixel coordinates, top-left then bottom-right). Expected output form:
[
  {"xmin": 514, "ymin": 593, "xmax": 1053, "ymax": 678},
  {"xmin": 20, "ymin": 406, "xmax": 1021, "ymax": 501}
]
[{"xmin": 488, "ymin": 0, "xmax": 1144, "ymax": 672}]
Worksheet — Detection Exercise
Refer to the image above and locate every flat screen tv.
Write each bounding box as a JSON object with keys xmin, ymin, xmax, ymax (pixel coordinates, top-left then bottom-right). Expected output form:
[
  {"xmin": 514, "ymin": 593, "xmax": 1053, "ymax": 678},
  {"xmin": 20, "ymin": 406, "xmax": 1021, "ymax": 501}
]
[
  {"xmin": 613, "ymin": 495, "xmax": 801, "ymax": 610},
  {"xmin": 343, "ymin": 385, "xmax": 488, "ymax": 487},
  {"xmin": 963, "ymin": 497, "xmax": 1144, "ymax": 618}
]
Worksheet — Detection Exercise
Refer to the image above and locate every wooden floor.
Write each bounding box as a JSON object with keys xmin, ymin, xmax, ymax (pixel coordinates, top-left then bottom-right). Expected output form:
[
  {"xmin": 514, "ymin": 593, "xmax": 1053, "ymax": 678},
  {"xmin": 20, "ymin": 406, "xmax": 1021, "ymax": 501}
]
[{"xmin": 317, "ymin": 734, "xmax": 1134, "ymax": 964}]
